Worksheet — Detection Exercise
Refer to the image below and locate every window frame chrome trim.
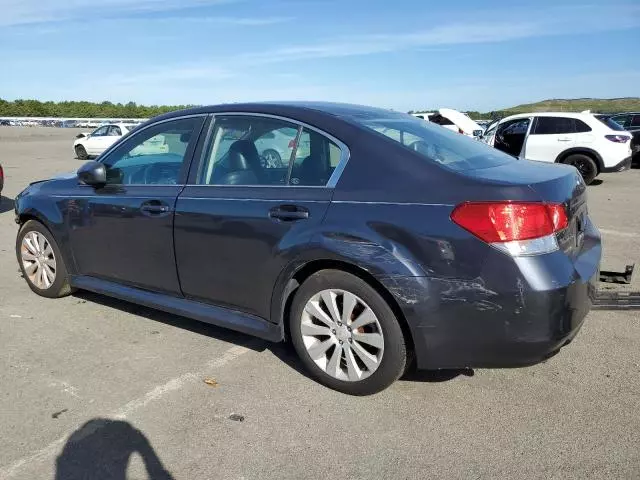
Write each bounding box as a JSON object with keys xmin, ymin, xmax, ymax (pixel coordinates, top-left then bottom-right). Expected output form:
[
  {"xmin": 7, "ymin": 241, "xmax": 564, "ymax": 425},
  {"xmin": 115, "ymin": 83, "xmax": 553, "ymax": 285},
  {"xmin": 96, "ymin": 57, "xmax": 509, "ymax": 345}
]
[{"xmin": 190, "ymin": 111, "xmax": 351, "ymax": 189}]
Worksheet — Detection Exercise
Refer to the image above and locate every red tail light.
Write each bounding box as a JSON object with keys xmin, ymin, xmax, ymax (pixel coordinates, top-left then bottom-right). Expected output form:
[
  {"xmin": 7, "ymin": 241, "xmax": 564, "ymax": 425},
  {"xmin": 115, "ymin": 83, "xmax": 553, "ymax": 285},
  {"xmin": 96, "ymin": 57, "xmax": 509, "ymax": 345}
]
[
  {"xmin": 605, "ymin": 134, "xmax": 630, "ymax": 143},
  {"xmin": 458, "ymin": 128, "xmax": 464, "ymax": 134},
  {"xmin": 451, "ymin": 202, "xmax": 568, "ymax": 243}
]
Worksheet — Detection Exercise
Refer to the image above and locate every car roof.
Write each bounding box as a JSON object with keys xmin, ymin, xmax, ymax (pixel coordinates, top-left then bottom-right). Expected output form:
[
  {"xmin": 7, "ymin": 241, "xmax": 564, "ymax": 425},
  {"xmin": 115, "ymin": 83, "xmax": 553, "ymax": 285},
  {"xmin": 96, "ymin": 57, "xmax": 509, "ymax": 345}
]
[
  {"xmin": 498, "ymin": 111, "xmax": 597, "ymax": 122},
  {"xmin": 152, "ymin": 101, "xmax": 398, "ymax": 122}
]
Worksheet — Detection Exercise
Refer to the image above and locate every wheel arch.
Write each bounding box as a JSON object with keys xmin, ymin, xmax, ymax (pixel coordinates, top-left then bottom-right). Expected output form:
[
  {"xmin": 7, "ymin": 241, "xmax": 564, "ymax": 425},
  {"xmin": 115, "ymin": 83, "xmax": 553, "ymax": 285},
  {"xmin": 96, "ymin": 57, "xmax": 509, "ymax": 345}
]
[
  {"xmin": 555, "ymin": 147, "xmax": 603, "ymax": 172},
  {"xmin": 272, "ymin": 258, "xmax": 416, "ymax": 356}
]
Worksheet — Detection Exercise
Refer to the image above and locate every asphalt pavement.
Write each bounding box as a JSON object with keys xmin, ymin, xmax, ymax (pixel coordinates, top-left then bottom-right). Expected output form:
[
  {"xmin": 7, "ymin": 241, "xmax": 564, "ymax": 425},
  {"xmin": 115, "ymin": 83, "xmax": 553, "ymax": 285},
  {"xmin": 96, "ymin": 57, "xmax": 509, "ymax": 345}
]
[{"xmin": 0, "ymin": 127, "xmax": 638, "ymax": 479}]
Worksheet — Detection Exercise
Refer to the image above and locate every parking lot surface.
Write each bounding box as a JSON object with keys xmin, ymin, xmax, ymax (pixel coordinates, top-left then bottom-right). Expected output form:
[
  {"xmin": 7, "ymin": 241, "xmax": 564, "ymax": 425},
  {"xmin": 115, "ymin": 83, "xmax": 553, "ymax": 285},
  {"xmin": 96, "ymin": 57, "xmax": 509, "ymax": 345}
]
[{"xmin": 0, "ymin": 127, "xmax": 639, "ymax": 479}]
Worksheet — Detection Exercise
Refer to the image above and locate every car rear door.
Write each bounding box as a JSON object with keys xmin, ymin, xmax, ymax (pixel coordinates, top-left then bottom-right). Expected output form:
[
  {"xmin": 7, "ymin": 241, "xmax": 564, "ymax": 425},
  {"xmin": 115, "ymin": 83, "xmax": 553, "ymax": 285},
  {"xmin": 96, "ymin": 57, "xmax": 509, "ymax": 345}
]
[
  {"xmin": 525, "ymin": 116, "xmax": 576, "ymax": 162},
  {"xmin": 174, "ymin": 113, "xmax": 347, "ymax": 321}
]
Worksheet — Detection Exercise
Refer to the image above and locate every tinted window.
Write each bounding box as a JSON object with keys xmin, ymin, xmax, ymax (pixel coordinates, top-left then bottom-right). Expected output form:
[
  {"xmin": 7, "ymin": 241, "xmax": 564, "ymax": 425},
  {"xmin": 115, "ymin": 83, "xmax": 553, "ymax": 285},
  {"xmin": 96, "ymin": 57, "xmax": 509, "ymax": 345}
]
[
  {"xmin": 632, "ymin": 115, "xmax": 640, "ymax": 127},
  {"xmin": 347, "ymin": 111, "xmax": 515, "ymax": 171},
  {"xmin": 574, "ymin": 119, "xmax": 592, "ymax": 133},
  {"xmin": 533, "ymin": 117, "xmax": 574, "ymax": 135},
  {"xmin": 102, "ymin": 117, "xmax": 201, "ymax": 185},
  {"xmin": 499, "ymin": 118, "xmax": 530, "ymax": 136},
  {"xmin": 199, "ymin": 116, "xmax": 297, "ymax": 186},
  {"xmin": 430, "ymin": 114, "xmax": 454, "ymax": 126},
  {"xmin": 290, "ymin": 128, "xmax": 340, "ymax": 186}
]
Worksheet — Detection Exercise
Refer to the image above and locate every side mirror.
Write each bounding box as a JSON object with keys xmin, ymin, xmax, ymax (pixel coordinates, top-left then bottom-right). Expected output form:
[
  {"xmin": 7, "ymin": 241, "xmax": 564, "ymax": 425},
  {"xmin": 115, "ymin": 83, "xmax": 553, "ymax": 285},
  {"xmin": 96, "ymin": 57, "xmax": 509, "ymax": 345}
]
[{"xmin": 77, "ymin": 160, "xmax": 106, "ymax": 186}]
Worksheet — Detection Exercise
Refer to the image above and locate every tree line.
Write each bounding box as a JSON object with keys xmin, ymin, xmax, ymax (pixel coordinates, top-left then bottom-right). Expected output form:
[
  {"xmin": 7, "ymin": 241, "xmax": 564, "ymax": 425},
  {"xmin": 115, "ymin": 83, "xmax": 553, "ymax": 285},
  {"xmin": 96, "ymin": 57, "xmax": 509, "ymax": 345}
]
[{"xmin": 0, "ymin": 99, "xmax": 193, "ymax": 118}]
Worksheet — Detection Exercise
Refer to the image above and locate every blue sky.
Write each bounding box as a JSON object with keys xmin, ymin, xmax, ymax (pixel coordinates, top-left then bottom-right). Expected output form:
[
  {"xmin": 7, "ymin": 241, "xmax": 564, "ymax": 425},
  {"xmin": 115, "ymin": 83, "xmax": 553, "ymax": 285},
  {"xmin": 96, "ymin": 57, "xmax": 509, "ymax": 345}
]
[{"xmin": 1, "ymin": 0, "xmax": 639, "ymax": 111}]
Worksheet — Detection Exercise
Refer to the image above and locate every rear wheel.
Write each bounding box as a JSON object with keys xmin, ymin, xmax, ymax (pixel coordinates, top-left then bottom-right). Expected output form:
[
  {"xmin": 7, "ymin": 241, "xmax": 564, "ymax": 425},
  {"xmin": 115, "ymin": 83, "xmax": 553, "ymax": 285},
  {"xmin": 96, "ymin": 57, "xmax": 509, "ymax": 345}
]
[
  {"xmin": 563, "ymin": 154, "xmax": 598, "ymax": 185},
  {"xmin": 16, "ymin": 220, "xmax": 73, "ymax": 298},
  {"xmin": 261, "ymin": 149, "xmax": 282, "ymax": 168},
  {"xmin": 75, "ymin": 145, "xmax": 88, "ymax": 160},
  {"xmin": 289, "ymin": 270, "xmax": 407, "ymax": 395}
]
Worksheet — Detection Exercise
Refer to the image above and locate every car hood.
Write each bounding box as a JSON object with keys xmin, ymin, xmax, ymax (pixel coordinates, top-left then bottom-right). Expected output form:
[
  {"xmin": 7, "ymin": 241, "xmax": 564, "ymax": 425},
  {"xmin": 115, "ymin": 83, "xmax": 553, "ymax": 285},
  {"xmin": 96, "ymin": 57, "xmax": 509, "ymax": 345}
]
[{"xmin": 439, "ymin": 108, "xmax": 483, "ymax": 134}]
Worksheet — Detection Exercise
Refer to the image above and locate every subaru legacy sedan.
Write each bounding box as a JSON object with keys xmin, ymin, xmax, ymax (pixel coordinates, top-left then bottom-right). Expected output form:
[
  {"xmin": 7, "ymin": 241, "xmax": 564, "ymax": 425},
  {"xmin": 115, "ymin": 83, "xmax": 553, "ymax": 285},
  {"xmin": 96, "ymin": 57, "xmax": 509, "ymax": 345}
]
[{"xmin": 14, "ymin": 102, "xmax": 601, "ymax": 395}]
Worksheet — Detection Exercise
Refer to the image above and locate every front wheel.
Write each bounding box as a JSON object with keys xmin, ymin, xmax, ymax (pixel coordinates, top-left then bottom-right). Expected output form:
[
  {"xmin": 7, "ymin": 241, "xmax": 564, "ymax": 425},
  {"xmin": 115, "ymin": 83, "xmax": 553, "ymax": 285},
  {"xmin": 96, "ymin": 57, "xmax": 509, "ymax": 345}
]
[
  {"xmin": 75, "ymin": 144, "xmax": 88, "ymax": 160},
  {"xmin": 16, "ymin": 220, "xmax": 74, "ymax": 298},
  {"xmin": 564, "ymin": 154, "xmax": 598, "ymax": 185},
  {"xmin": 289, "ymin": 270, "xmax": 407, "ymax": 395}
]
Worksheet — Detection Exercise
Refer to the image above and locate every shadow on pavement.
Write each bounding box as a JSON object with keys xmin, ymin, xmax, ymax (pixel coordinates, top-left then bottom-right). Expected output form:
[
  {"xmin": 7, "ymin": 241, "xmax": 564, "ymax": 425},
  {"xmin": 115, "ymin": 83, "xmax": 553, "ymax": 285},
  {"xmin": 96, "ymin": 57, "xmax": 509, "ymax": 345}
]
[
  {"xmin": 72, "ymin": 292, "xmax": 468, "ymax": 387},
  {"xmin": 589, "ymin": 179, "xmax": 603, "ymax": 186},
  {"xmin": 55, "ymin": 418, "xmax": 174, "ymax": 480},
  {"xmin": 0, "ymin": 196, "xmax": 15, "ymax": 214}
]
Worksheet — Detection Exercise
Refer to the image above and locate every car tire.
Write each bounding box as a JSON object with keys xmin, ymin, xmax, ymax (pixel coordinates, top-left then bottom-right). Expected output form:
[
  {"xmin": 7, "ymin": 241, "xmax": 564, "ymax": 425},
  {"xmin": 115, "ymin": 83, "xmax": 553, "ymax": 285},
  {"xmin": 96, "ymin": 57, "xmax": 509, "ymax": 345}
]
[
  {"xmin": 75, "ymin": 145, "xmax": 88, "ymax": 160},
  {"xmin": 563, "ymin": 154, "xmax": 598, "ymax": 185},
  {"xmin": 261, "ymin": 149, "xmax": 283, "ymax": 168},
  {"xmin": 16, "ymin": 220, "xmax": 74, "ymax": 298},
  {"xmin": 289, "ymin": 269, "xmax": 407, "ymax": 395}
]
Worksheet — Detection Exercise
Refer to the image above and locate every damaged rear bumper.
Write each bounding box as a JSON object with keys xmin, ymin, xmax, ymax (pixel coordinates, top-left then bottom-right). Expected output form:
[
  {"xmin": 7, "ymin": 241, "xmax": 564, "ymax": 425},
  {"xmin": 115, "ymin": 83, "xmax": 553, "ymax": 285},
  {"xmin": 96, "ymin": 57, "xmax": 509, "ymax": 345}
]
[{"xmin": 378, "ymin": 269, "xmax": 598, "ymax": 370}]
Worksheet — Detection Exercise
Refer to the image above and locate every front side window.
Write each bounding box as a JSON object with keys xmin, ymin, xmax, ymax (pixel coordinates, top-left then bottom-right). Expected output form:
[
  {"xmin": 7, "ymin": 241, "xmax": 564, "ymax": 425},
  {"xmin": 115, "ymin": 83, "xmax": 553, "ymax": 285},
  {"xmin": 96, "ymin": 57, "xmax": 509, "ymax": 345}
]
[
  {"xmin": 197, "ymin": 116, "xmax": 341, "ymax": 187},
  {"xmin": 108, "ymin": 126, "xmax": 122, "ymax": 136},
  {"xmin": 101, "ymin": 117, "xmax": 202, "ymax": 185},
  {"xmin": 533, "ymin": 117, "xmax": 575, "ymax": 135}
]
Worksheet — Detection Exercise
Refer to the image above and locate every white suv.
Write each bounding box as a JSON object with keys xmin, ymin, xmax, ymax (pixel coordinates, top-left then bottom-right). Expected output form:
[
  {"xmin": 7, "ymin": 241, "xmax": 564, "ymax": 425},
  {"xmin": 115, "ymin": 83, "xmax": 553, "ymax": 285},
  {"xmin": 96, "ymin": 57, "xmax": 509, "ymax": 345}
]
[{"xmin": 480, "ymin": 112, "xmax": 632, "ymax": 184}]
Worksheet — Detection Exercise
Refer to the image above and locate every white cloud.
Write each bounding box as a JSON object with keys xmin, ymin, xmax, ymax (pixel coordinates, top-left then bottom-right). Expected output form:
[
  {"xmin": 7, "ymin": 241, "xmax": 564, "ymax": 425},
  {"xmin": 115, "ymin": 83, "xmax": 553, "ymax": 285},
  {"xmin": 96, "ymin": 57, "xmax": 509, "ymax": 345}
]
[{"xmin": 0, "ymin": 0, "xmax": 240, "ymax": 26}]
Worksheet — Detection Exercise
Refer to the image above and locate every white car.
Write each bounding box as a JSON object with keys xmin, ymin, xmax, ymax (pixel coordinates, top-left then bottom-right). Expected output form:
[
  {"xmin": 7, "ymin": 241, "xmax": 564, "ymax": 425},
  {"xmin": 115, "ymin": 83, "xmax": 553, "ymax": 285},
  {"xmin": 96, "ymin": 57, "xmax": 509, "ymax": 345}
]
[
  {"xmin": 428, "ymin": 108, "xmax": 484, "ymax": 137},
  {"xmin": 74, "ymin": 123, "xmax": 137, "ymax": 159},
  {"xmin": 480, "ymin": 112, "xmax": 632, "ymax": 184}
]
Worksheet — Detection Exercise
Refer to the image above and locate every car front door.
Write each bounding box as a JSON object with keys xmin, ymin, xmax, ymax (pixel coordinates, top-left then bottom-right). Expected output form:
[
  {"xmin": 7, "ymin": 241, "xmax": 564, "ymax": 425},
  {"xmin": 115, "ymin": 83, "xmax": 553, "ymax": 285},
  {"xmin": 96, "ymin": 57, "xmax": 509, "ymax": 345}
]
[
  {"xmin": 84, "ymin": 126, "xmax": 112, "ymax": 156},
  {"xmin": 174, "ymin": 113, "xmax": 346, "ymax": 320},
  {"xmin": 524, "ymin": 116, "xmax": 577, "ymax": 162},
  {"xmin": 67, "ymin": 115, "xmax": 206, "ymax": 294},
  {"xmin": 493, "ymin": 118, "xmax": 531, "ymax": 157}
]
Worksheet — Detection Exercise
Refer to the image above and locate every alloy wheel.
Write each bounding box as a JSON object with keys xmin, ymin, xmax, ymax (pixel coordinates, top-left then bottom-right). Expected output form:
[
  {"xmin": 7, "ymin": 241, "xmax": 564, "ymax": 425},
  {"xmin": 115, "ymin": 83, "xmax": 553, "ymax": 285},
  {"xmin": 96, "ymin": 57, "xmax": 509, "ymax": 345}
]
[
  {"xmin": 300, "ymin": 289, "xmax": 385, "ymax": 382},
  {"xmin": 21, "ymin": 231, "xmax": 57, "ymax": 289}
]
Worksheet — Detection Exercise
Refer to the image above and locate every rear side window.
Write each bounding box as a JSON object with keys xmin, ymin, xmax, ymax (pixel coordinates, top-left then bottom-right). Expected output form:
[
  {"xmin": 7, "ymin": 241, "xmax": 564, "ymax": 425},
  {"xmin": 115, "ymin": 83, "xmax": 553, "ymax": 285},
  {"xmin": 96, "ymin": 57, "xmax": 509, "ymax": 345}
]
[
  {"xmin": 430, "ymin": 114, "xmax": 454, "ymax": 126},
  {"xmin": 347, "ymin": 112, "xmax": 515, "ymax": 171},
  {"xmin": 533, "ymin": 117, "xmax": 575, "ymax": 135},
  {"xmin": 574, "ymin": 120, "xmax": 592, "ymax": 133}
]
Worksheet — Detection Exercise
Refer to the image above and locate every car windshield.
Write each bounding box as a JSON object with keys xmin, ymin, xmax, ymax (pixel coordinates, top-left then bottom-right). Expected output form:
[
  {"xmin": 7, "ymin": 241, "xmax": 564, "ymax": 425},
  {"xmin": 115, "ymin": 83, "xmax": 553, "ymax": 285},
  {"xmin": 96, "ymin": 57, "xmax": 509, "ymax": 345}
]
[{"xmin": 346, "ymin": 111, "xmax": 515, "ymax": 171}]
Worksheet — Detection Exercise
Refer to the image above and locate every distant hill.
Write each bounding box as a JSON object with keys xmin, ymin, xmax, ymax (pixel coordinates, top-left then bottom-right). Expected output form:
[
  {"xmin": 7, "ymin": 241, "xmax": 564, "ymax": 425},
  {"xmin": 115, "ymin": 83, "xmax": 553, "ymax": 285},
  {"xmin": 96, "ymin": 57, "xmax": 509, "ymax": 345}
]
[
  {"xmin": 500, "ymin": 97, "xmax": 640, "ymax": 115},
  {"xmin": 412, "ymin": 98, "xmax": 640, "ymax": 120}
]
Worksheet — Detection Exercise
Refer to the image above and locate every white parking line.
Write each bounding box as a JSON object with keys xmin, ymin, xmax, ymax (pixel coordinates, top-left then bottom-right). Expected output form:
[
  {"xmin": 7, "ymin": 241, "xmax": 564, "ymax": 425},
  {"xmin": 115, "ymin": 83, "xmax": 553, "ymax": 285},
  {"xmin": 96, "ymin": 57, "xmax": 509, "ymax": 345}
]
[
  {"xmin": 599, "ymin": 228, "xmax": 637, "ymax": 238},
  {"xmin": 0, "ymin": 344, "xmax": 250, "ymax": 480}
]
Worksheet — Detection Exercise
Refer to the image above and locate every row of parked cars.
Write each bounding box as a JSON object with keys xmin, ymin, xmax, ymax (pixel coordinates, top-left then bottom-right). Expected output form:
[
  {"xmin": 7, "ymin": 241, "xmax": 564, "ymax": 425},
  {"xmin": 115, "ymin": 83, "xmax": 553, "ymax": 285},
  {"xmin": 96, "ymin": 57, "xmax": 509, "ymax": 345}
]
[{"xmin": 413, "ymin": 109, "xmax": 637, "ymax": 184}]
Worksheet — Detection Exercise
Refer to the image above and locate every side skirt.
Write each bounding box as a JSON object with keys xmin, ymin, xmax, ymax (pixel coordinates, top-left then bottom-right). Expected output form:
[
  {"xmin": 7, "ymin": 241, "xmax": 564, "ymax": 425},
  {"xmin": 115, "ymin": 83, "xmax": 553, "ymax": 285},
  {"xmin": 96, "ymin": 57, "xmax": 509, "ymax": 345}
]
[{"xmin": 69, "ymin": 275, "xmax": 284, "ymax": 342}]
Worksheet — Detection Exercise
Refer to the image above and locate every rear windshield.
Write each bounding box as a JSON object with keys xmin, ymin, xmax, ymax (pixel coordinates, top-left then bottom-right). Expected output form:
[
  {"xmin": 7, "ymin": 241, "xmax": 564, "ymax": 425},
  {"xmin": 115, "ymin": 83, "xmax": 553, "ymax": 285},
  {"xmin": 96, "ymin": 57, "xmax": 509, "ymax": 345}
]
[
  {"xmin": 598, "ymin": 117, "xmax": 626, "ymax": 131},
  {"xmin": 346, "ymin": 111, "xmax": 515, "ymax": 171}
]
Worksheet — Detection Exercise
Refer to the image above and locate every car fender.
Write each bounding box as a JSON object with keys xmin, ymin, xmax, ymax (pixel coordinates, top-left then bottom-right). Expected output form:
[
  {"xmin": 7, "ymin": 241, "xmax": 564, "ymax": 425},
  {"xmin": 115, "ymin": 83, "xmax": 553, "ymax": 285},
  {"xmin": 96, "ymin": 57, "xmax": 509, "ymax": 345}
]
[
  {"xmin": 15, "ymin": 188, "xmax": 78, "ymax": 274},
  {"xmin": 555, "ymin": 147, "xmax": 604, "ymax": 171}
]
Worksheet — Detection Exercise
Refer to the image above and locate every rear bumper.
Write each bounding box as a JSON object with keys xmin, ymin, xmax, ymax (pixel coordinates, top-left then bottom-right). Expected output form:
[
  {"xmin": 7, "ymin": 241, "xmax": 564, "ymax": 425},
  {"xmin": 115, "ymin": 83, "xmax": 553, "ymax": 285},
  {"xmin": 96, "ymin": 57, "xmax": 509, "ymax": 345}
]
[
  {"xmin": 378, "ymin": 229, "xmax": 601, "ymax": 370},
  {"xmin": 602, "ymin": 155, "xmax": 632, "ymax": 173}
]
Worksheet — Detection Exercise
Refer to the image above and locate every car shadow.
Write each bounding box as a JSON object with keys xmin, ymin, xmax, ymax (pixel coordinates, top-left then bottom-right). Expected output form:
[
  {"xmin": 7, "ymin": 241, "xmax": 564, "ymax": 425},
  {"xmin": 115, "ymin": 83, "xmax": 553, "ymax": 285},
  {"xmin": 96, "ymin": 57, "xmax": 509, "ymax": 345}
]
[
  {"xmin": 55, "ymin": 418, "xmax": 174, "ymax": 480},
  {"xmin": 589, "ymin": 179, "xmax": 604, "ymax": 186},
  {"xmin": 72, "ymin": 291, "xmax": 468, "ymax": 387},
  {"xmin": 0, "ymin": 196, "xmax": 15, "ymax": 214}
]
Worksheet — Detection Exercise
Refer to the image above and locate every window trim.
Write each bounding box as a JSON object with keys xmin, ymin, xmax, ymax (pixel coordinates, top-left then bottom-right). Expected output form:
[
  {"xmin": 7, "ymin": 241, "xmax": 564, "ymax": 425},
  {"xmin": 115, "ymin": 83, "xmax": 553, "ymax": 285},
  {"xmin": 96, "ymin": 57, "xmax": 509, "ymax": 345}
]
[
  {"xmin": 190, "ymin": 112, "xmax": 351, "ymax": 189},
  {"xmin": 95, "ymin": 114, "xmax": 207, "ymax": 187}
]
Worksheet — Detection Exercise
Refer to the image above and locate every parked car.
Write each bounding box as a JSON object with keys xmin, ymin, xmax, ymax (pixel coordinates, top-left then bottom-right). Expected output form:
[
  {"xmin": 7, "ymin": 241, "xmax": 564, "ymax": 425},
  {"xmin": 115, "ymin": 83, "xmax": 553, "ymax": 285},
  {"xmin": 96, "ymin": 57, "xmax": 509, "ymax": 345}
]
[
  {"xmin": 480, "ymin": 112, "xmax": 632, "ymax": 184},
  {"xmin": 601, "ymin": 112, "xmax": 640, "ymax": 162},
  {"xmin": 73, "ymin": 123, "xmax": 137, "ymax": 159},
  {"xmin": 254, "ymin": 126, "xmax": 311, "ymax": 167},
  {"xmin": 15, "ymin": 102, "xmax": 601, "ymax": 395},
  {"xmin": 429, "ymin": 108, "xmax": 484, "ymax": 137}
]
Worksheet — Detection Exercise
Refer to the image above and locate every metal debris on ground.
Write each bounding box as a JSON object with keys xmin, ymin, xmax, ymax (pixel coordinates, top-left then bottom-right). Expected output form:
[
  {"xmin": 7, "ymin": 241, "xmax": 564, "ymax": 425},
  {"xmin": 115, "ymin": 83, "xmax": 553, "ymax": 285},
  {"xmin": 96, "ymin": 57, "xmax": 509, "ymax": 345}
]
[
  {"xmin": 593, "ymin": 291, "xmax": 640, "ymax": 310},
  {"xmin": 228, "ymin": 414, "xmax": 245, "ymax": 422}
]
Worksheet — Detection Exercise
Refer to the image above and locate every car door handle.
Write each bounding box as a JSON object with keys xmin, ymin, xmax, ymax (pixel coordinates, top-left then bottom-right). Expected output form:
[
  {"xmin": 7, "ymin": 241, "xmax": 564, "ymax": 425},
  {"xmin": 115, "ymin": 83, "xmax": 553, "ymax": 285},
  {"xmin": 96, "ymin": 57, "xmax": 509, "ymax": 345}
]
[
  {"xmin": 269, "ymin": 205, "xmax": 309, "ymax": 221},
  {"xmin": 140, "ymin": 201, "xmax": 170, "ymax": 216},
  {"xmin": 557, "ymin": 137, "xmax": 572, "ymax": 142}
]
